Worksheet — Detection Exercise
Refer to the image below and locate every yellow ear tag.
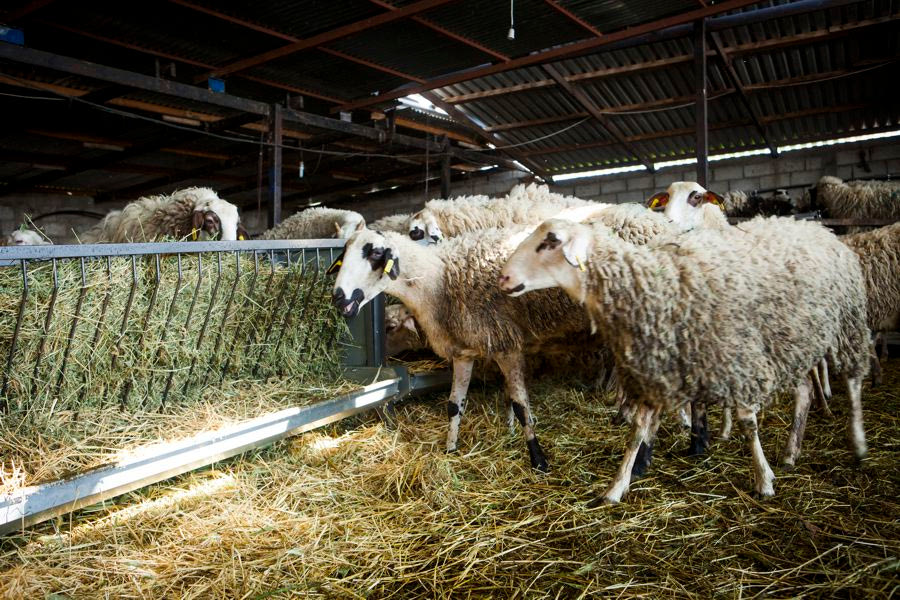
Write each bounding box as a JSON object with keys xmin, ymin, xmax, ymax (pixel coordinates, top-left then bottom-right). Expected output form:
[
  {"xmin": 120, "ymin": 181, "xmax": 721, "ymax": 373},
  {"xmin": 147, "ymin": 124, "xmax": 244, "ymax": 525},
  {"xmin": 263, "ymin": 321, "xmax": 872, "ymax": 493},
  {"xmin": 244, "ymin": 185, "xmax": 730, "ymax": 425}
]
[
  {"xmin": 383, "ymin": 258, "xmax": 394, "ymax": 275},
  {"xmin": 191, "ymin": 228, "xmax": 198, "ymax": 241},
  {"xmin": 238, "ymin": 234, "xmax": 246, "ymax": 240},
  {"xmin": 577, "ymin": 257, "xmax": 586, "ymax": 272}
]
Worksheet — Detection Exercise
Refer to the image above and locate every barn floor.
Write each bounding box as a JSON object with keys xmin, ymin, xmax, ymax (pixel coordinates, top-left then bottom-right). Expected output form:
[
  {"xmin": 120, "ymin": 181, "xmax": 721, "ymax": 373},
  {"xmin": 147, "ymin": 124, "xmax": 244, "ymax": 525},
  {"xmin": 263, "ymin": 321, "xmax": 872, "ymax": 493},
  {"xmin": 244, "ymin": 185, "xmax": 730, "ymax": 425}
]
[{"xmin": 1, "ymin": 360, "xmax": 898, "ymax": 599}]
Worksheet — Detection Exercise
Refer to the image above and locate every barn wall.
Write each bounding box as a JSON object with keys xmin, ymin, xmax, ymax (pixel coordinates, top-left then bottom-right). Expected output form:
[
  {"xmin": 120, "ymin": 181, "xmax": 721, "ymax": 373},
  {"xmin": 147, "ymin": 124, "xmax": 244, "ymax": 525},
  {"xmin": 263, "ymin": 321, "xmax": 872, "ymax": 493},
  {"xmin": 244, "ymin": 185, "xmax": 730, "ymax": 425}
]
[{"xmin": 2, "ymin": 140, "xmax": 897, "ymax": 242}]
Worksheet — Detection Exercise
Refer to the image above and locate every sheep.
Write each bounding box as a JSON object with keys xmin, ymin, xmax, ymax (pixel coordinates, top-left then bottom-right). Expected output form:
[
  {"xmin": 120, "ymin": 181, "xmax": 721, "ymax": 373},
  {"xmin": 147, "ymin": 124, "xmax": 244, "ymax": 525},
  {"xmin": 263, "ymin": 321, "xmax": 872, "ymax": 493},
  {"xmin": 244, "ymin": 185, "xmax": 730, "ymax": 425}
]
[
  {"xmin": 722, "ymin": 189, "xmax": 795, "ymax": 218},
  {"xmin": 260, "ymin": 207, "xmax": 364, "ymax": 240},
  {"xmin": 331, "ymin": 225, "xmax": 592, "ymax": 471},
  {"xmin": 80, "ymin": 187, "xmax": 247, "ymax": 243},
  {"xmin": 369, "ymin": 213, "xmax": 412, "ymax": 234},
  {"xmin": 405, "ymin": 183, "xmax": 598, "ymax": 243},
  {"xmin": 3, "ymin": 229, "xmax": 51, "ymax": 246},
  {"xmin": 662, "ymin": 180, "xmax": 834, "ymax": 433},
  {"xmin": 841, "ymin": 223, "xmax": 900, "ymax": 386},
  {"xmin": 499, "ymin": 216, "xmax": 869, "ymax": 503},
  {"xmin": 818, "ymin": 175, "xmax": 900, "ymax": 221},
  {"xmin": 385, "ymin": 303, "xmax": 428, "ymax": 356}
]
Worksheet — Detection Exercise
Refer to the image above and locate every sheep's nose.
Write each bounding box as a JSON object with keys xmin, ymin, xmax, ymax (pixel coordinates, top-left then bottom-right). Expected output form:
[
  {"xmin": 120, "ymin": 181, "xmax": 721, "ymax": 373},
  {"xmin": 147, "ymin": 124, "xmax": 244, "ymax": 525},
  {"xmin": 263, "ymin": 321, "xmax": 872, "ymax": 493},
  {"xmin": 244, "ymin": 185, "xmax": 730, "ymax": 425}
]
[
  {"xmin": 331, "ymin": 289, "xmax": 346, "ymax": 308},
  {"xmin": 498, "ymin": 274, "xmax": 510, "ymax": 287},
  {"xmin": 409, "ymin": 228, "xmax": 424, "ymax": 241}
]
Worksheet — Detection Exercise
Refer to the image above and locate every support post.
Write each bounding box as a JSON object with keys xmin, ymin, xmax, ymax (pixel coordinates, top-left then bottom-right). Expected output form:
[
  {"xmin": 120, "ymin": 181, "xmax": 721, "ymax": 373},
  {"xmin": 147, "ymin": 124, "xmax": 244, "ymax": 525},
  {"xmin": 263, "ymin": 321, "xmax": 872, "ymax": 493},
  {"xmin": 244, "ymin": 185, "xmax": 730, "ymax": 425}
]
[
  {"xmin": 440, "ymin": 136, "xmax": 451, "ymax": 199},
  {"xmin": 267, "ymin": 103, "xmax": 283, "ymax": 227},
  {"xmin": 694, "ymin": 19, "xmax": 709, "ymax": 188}
]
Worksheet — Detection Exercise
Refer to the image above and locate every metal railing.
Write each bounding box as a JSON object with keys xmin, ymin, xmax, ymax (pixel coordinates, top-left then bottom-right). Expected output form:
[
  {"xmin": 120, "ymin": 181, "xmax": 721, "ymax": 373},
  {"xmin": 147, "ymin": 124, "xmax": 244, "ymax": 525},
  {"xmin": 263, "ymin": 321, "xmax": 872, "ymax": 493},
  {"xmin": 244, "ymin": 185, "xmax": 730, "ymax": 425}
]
[{"xmin": 0, "ymin": 239, "xmax": 357, "ymax": 417}]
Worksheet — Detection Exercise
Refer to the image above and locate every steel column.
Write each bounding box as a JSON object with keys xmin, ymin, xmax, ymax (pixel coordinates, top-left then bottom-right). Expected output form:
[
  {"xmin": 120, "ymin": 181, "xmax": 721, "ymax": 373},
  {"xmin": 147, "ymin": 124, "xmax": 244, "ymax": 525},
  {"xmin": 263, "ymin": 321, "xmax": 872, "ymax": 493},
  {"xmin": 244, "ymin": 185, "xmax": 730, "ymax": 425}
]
[
  {"xmin": 268, "ymin": 104, "xmax": 283, "ymax": 227},
  {"xmin": 694, "ymin": 19, "xmax": 709, "ymax": 188}
]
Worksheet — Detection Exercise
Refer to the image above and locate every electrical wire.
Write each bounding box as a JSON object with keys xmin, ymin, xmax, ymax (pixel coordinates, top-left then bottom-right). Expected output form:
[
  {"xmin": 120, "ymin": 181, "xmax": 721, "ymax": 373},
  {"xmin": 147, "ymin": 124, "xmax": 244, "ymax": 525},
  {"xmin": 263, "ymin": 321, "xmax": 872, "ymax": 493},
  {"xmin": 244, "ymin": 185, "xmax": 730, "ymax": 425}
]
[{"xmin": 0, "ymin": 90, "xmax": 67, "ymax": 101}]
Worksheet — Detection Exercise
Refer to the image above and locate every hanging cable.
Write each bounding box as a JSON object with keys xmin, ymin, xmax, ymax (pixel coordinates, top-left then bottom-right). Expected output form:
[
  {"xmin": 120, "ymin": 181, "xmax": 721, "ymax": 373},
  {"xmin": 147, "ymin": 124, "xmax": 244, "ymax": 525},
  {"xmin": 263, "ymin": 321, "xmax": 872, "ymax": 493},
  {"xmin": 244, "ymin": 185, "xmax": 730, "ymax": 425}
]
[{"xmin": 508, "ymin": 0, "xmax": 516, "ymax": 40}]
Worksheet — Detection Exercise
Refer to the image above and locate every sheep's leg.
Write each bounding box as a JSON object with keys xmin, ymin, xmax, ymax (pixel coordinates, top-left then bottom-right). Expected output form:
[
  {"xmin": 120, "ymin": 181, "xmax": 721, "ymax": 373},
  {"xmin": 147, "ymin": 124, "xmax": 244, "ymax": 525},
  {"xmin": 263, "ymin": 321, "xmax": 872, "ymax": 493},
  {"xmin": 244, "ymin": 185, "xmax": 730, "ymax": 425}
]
[
  {"xmin": 781, "ymin": 377, "xmax": 812, "ymax": 468},
  {"xmin": 686, "ymin": 400, "xmax": 709, "ymax": 456},
  {"xmin": 846, "ymin": 376, "xmax": 867, "ymax": 462},
  {"xmin": 869, "ymin": 341, "xmax": 883, "ymax": 387},
  {"xmin": 677, "ymin": 405, "xmax": 692, "ymax": 429},
  {"xmin": 879, "ymin": 333, "xmax": 888, "ymax": 358},
  {"xmin": 596, "ymin": 404, "xmax": 660, "ymax": 505},
  {"xmin": 718, "ymin": 407, "xmax": 733, "ymax": 440},
  {"xmin": 818, "ymin": 359, "xmax": 832, "ymax": 401},
  {"xmin": 809, "ymin": 363, "xmax": 834, "ymax": 419},
  {"xmin": 737, "ymin": 407, "xmax": 775, "ymax": 499},
  {"xmin": 495, "ymin": 353, "xmax": 548, "ymax": 472},
  {"xmin": 611, "ymin": 382, "xmax": 634, "ymax": 426},
  {"xmin": 445, "ymin": 358, "xmax": 474, "ymax": 453}
]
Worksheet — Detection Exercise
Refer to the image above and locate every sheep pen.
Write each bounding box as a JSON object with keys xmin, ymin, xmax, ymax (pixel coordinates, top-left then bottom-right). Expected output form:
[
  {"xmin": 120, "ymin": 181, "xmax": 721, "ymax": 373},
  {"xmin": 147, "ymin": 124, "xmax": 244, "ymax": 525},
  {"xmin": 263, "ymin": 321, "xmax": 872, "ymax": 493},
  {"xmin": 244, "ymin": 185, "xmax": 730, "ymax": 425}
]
[{"xmin": 0, "ymin": 361, "xmax": 897, "ymax": 598}]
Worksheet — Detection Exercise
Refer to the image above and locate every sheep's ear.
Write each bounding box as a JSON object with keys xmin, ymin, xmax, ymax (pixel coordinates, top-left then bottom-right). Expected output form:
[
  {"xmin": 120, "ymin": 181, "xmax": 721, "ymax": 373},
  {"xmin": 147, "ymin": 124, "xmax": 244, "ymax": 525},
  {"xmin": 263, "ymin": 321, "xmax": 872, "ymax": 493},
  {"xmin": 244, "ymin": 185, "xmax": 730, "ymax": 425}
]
[
  {"xmin": 562, "ymin": 234, "xmax": 589, "ymax": 271},
  {"xmin": 355, "ymin": 219, "xmax": 365, "ymax": 232},
  {"xmin": 326, "ymin": 250, "xmax": 345, "ymax": 275},
  {"xmin": 401, "ymin": 315, "xmax": 417, "ymax": 334},
  {"xmin": 191, "ymin": 211, "xmax": 204, "ymax": 240},
  {"xmin": 647, "ymin": 191, "xmax": 669, "ymax": 211},
  {"xmin": 334, "ymin": 222, "xmax": 342, "ymax": 237},
  {"xmin": 704, "ymin": 191, "xmax": 725, "ymax": 210},
  {"xmin": 383, "ymin": 248, "xmax": 400, "ymax": 280}
]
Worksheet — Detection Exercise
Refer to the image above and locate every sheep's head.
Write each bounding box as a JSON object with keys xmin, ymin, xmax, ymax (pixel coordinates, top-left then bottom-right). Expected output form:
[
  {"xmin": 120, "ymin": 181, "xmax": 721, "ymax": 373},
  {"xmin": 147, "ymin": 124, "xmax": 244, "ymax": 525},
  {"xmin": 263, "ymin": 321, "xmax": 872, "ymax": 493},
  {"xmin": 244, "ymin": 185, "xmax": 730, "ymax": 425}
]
[
  {"xmin": 406, "ymin": 210, "xmax": 442, "ymax": 244},
  {"xmin": 499, "ymin": 219, "xmax": 591, "ymax": 297},
  {"xmin": 188, "ymin": 189, "xmax": 241, "ymax": 241},
  {"xmin": 331, "ymin": 229, "xmax": 401, "ymax": 319},
  {"xmin": 5, "ymin": 229, "xmax": 49, "ymax": 246},
  {"xmin": 333, "ymin": 213, "xmax": 366, "ymax": 239},
  {"xmin": 652, "ymin": 181, "xmax": 724, "ymax": 230},
  {"xmin": 385, "ymin": 303, "xmax": 425, "ymax": 356}
]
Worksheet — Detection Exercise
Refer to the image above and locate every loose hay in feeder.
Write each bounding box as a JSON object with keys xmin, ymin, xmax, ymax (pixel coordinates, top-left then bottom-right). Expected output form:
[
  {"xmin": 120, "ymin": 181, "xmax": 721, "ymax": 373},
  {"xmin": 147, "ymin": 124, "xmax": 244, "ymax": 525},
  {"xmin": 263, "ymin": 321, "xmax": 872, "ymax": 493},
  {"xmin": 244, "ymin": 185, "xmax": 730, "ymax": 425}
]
[
  {"xmin": 2, "ymin": 360, "xmax": 897, "ymax": 598},
  {"xmin": 0, "ymin": 250, "xmax": 352, "ymax": 488}
]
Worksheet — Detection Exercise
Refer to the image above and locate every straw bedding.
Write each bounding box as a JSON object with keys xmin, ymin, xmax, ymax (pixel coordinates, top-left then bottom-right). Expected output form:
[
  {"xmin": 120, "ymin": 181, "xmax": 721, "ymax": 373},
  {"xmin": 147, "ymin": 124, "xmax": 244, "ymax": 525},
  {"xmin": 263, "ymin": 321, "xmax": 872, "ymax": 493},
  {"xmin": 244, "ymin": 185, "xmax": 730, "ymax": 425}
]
[
  {"xmin": 0, "ymin": 252, "xmax": 350, "ymax": 488},
  {"xmin": 1, "ymin": 360, "xmax": 897, "ymax": 598}
]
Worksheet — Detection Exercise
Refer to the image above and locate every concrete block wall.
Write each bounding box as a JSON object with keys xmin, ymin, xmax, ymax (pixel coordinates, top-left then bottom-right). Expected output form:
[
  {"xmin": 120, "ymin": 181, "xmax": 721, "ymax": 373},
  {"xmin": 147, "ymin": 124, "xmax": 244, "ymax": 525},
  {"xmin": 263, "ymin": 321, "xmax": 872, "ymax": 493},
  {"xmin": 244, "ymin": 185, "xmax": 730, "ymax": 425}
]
[{"xmin": 0, "ymin": 195, "xmax": 127, "ymax": 244}]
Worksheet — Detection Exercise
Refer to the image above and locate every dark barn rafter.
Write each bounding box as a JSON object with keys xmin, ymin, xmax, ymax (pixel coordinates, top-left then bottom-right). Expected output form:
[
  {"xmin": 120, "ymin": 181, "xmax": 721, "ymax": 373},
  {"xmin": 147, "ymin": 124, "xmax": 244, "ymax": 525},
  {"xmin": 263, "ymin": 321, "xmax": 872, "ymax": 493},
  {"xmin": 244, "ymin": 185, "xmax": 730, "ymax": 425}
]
[{"xmin": 0, "ymin": 0, "xmax": 895, "ymax": 217}]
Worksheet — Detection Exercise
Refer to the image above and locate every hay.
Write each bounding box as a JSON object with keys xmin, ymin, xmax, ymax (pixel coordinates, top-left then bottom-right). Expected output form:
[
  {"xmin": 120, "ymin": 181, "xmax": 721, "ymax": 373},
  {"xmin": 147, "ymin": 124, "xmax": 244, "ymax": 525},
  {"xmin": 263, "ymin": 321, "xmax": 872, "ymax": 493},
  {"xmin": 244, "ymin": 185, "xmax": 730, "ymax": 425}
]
[
  {"xmin": 2, "ymin": 360, "xmax": 897, "ymax": 598},
  {"xmin": 0, "ymin": 251, "xmax": 351, "ymax": 487}
]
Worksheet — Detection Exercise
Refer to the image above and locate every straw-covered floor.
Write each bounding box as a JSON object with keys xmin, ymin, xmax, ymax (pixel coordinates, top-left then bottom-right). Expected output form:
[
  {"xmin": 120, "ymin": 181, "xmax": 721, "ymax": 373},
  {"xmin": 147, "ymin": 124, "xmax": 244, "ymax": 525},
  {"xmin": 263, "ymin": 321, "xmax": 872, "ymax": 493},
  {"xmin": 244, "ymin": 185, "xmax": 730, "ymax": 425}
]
[
  {"xmin": 2, "ymin": 359, "xmax": 897, "ymax": 598},
  {"xmin": 0, "ymin": 251, "xmax": 351, "ymax": 489}
]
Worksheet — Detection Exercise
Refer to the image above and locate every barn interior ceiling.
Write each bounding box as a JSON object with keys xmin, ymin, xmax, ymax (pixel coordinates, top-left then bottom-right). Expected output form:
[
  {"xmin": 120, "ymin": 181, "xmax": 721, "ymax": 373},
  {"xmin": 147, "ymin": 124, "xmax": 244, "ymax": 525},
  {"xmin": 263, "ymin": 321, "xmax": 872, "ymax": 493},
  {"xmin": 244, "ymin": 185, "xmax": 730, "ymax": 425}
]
[{"xmin": 0, "ymin": 0, "xmax": 897, "ymax": 214}]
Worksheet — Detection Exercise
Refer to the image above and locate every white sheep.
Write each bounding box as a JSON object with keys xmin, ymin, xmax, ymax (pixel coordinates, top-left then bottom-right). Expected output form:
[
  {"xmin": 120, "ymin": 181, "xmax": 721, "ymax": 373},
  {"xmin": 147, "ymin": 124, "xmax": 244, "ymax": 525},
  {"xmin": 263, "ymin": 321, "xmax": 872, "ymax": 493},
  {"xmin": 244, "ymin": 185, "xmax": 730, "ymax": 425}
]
[
  {"xmin": 331, "ymin": 225, "xmax": 591, "ymax": 471},
  {"xmin": 80, "ymin": 187, "xmax": 246, "ymax": 243},
  {"xmin": 385, "ymin": 303, "xmax": 428, "ymax": 356},
  {"xmin": 841, "ymin": 222, "xmax": 900, "ymax": 386},
  {"xmin": 500, "ymin": 216, "xmax": 869, "ymax": 503},
  {"xmin": 369, "ymin": 213, "xmax": 412, "ymax": 234},
  {"xmin": 3, "ymin": 229, "xmax": 52, "ymax": 246},
  {"xmin": 405, "ymin": 183, "xmax": 597, "ymax": 243},
  {"xmin": 259, "ymin": 207, "xmax": 364, "ymax": 240},
  {"xmin": 818, "ymin": 175, "xmax": 900, "ymax": 221}
]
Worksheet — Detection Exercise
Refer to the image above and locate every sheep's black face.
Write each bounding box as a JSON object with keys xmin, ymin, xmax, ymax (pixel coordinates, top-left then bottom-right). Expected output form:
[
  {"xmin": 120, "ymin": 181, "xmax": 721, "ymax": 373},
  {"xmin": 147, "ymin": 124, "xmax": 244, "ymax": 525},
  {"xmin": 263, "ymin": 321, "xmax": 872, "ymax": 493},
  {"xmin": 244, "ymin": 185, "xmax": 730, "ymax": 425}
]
[{"xmin": 332, "ymin": 231, "xmax": 400, "ymax": 320}]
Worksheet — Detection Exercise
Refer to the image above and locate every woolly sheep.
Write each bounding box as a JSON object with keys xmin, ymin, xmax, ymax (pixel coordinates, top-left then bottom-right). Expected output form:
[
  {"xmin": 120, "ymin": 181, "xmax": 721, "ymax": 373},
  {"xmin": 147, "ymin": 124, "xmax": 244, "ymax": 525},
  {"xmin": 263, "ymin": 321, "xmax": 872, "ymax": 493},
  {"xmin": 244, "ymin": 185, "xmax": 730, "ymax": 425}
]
[
  {"xmin": 81, "ymin": 187, "xmax": 246, "ymax": 243},
  {"xmin": 259, "ymin": 207, "xmax": 364, "ymax": 240},
  {"xmin": 818, "ymin": 175, "xmax": 900, "ymax": 221},
  {"xmin": 405, "ymin": 183, "xmax": 598, "ymax": 243},
  {"xmin": 841, "ymin": 222, "xmax": 900, "ymax": 385},
  {"xmin": 500, "ymin": 216, "xmax": 869, "ymax": 502},
  {"xmin": 331, "ymin": 225, "xmax": 591, "ymax": 471},
  {"xmin": 385, "ymin": 303, "xmax": 428, "ymax": 356},
  {"xmin": 4, "ymin": 229, "xmax": 51, "ymax": 246},
  {"xmin": 369, "ymin": 213, "xmax": 411, "ymax": 234}
]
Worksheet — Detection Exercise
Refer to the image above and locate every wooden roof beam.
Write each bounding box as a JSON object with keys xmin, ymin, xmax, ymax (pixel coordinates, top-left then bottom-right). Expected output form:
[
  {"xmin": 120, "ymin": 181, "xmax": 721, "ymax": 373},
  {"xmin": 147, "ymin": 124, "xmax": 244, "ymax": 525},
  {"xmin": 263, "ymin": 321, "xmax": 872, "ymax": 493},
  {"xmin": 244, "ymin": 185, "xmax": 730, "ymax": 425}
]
[
  {"xmin": 709, "ymin": 30, "xmax": 776, "ymax": 156},
  {"xmin": 542, "ymin": 0, "xmax": 602, "ymax": 37},
  {"xmin": 542, "ymin": 64, "xmax": 654, "ymax": 172},
  {"xmin": 334, "ymin": 0, "xmax": 761, "ymax": 113},
  {"xmin": 191, "ymin": 0, "xmax": 459, "ymax": 81},
  {"xmin": 367, "ymin": 0, "xmax": 511, "ymax": 62}
]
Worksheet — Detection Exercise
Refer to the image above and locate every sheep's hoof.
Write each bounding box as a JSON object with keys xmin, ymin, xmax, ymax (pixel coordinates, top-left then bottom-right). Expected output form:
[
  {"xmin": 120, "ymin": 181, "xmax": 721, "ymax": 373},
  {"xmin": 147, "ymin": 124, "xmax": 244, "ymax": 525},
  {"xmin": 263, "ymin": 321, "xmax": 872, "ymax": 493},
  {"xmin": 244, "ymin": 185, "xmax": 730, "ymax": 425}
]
[
  {"xmin": 780, "ymin": 461, "xmax": 796, "ymax": 472},
  {"xmin": 445, "ymin": 446, "xmax": 458, "ymax": 455},
  {"xmin": 751, "ymin": 489, "xmax": 775, "ymax": 501},
  {"xmin": 528, "ymin": 439, "xmax": 550, "ymax": 473},
  {"xmin": 586, "ymin": 495, "xmax": 617, "ymax": 508},
  {"xmin": 631, "ymin": 442, "xmax": 653, "ymax": 478},
  {"xmin": 684, "ymin": 440, "xmax": 708, "ymax": 457}
]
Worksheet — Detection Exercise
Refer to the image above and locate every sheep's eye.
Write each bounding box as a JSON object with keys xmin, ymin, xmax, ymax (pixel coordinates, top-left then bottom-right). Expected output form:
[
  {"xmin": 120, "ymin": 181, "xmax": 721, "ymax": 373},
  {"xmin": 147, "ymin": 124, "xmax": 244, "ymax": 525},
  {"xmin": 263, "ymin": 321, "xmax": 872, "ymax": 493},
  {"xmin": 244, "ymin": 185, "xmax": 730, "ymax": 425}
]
[
  {"xmin": 688, "ymin": 191, "xmax": 704, "ymax": 207},
  {"xmin": 370, "ymin": 248, "xmax": 384, "ymax": 260},
  {"xmin": 536, "ymin": 232, "xmax": 561, "ymax": 252}
]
